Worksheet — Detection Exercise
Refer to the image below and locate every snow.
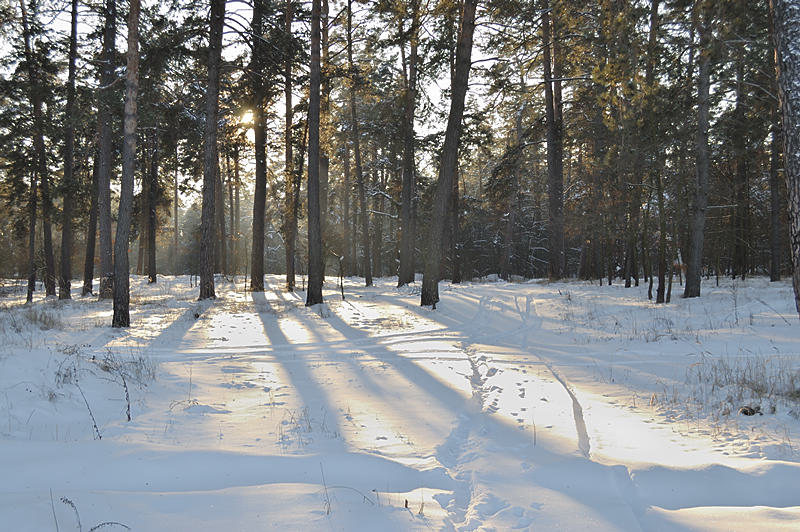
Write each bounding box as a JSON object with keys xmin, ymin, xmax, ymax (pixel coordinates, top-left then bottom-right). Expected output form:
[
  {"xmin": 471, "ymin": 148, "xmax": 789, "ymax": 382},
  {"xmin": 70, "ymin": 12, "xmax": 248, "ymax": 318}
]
[{"xmin": 1, "ymin": 274, "xmax": 799, "ymax": 531}]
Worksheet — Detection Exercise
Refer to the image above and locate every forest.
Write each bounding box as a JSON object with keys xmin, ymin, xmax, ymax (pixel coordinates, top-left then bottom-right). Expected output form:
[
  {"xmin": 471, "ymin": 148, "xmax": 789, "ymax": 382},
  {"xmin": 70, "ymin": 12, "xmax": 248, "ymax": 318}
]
[
  {"xmin": 3, "ymin": 1, "xmax": 800, "ymax": 529},
  {"xmin": 1, "ymin": 0, "xmax": 800, "ymax": 324}
]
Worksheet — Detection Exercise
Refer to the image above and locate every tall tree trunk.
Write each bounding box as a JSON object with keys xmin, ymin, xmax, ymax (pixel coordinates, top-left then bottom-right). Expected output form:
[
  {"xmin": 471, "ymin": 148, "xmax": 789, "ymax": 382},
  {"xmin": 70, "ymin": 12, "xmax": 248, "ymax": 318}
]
[
  {"xmin": 82, "ymin": 161, "xmax": 99, "ymax": 295},
  {"xmin": 732, "ymin": 50, "xmax": 748, "ymax": 279},
  {"xmin": 284, "ymin": 0, "xmax": 297, "ymax": 292},
  {"xmin": 420, "ymin": 0, "xmax": 477, "ymax": 306},
  {"xmin": 320, "ymin": 0, "xmax": 330, "ymax": 258},
  {"xmin": 111, "ymin": 0, "xmax": 139, "ymax": 327},
  {"xmin": 250, "ymin": 0, "xmax": 266, "ymax": 291},
  {"xmin": 226, "ymin": 151, "xmax": 235, "ymax": 273},
  {"xmin": 147, "ymin": 131, "xmax": 158, "ymax": 283},
  {"xmin": 684, "ymin": 7, "xmax": 711, "ymax": 299},
  {"xmin": 215, "ymin": 153, "xmax": 226, "ymax": 274},
  {"xmin": 542, "ymin": 2, "xmax": 565, "ymax": 280},
  {"xmin": 199, "ymin": 0, "xmax": 226, "ymax": 300},
  {"xmin": 767, "ymin": 6, "xmax": 782, "ymax": 282},
  {"xmin": 306, "ymin": 0, "xmax": 324, "ymax": 305},
  {"xmin": 173, "ymin": 141, "xmax": 179, "ymax": 274},
  {"xmin": 59, "ymin": 0, "xmax": 79, "ymax": 300},
  {"xmin": 136, "ymin": 179, "xmax": 146, "ymax": 276},
  {"xmin": 97, "ymin": 0, "xmax": 116, "ymax": 299},
  {"xmin": 502, "ymin": 104, "xmax": 524, "ymax": 281},
  {"xmin": 770, "ymin": 123, "xmax": 782, "ymax": 282},
  {"xmin": 347, "ymin": 0, "xmax": 372, "ymax": 286},
  {"xmin": 234, "ymin": 145, "xmax": 241, "ymax": 272},
  {"xmin": 19, "ymin": 0, "xmax": 55, "ymax": 297},
  {"xmin": 343, "ymin": 143, "xmax": 353, "ymax": 275},
  {"xmin": 371, "ymin": 148, "xmax": 383, "ymax": 277},
  {"xmin": 771, "ymin": 0, "xmax": 800, "ymax": 316},
  {"xmin": 26, "ymin": 170, "xmax": 37, "ymax": 304},
  {"xmin": 398, "ymin": 0, "xmax": 419, "ymax": 287},
  {"xmin": 450, "ymin": 166, "xmax": 462, "ymax": 283}
]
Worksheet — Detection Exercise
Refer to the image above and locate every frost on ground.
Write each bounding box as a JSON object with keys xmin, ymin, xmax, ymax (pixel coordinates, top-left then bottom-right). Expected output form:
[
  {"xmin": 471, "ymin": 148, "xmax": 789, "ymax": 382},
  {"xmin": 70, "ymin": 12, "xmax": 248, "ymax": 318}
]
[{"xmin": 0, "ymin": 275, "xmax": 799, "ymax": 531}]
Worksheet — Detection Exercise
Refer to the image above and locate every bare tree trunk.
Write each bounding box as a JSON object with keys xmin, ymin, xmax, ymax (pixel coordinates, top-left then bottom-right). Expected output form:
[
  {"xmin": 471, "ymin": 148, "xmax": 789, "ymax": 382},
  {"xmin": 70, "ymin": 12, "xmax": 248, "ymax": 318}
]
[
  {"xmin": 768, "ymin": 6, "xmax": 782, "ymax": 282},
  {"xmin": 226, "ymin": 150, "xmax": 234, "ymax": 273},
  {"xmin": 250, "ymin": 0, "xmax": 266, "ymax": 291},
  {"xmin": 771, "ymin": 0, "xmax": 800, "ymax": 316},
  {"xmin": 684, "ymin": 7, "xmax": 711, "ymax": 299},
  {"xmin": 112, "ymin": 0, "xmax": 140, "ymax": 327},
  {"xmin": 234, "ymin": 145, "xmax": 241, "ymax": 272},
  {"xmin": 97, "ymin": 0, "xmax": 116, "ymax": 299},
  {"xmin": 320, "ymin": 0, "xmax": 330, "ymax": 258},
  {"xmin": 59, "ymin": 0, "xmax": 79, "ymax": 300},
  {"xmin": 770, "ymin": 124, "xmax": 782, "ymax": 282},
  {"xmin": 173, "ymin": 142, "xmax": 179, "ymax": 274},
  {"xmin": 306, "ymin": 0, "xmax": 324, "ymax": 305},
  {"xmin": 18, "ymin": 0, "xmax": 55, "ymax": 297},
  {"xmin": 732, "ymin": 50, "xmax": 748, "ymax": 280},
  {"xmin": 450, "ymin": 166, "xmax": 462, "ymax": 284},
  {"xmin": 420, "ymin": 0, "xmax": 477, "ymax": 306},
  {"xmin": 136, "ymin": 178, "xmax": 146, "ymax": 276},
  {"xmin": 26, "ymin": 170, "xmax": 37, "ymax": 304},
  {"xmin": 347, "ymin": 0, "xmax": 372, "ymax": 286},
  {"xmin": 343, "ymin": 143, "xmax": 353, "ymax": 275},
  {"xmin": 82, "ymin": 161, "xmax": 98, "ymax": 296},
  {"xmin": 371, "ymin": 148, "xmax": 383, "ymax": 277},
  {"xmin": 199, "ymin": 0, "xmax": 226, "ymax": 300},
  {"xmin": 147, "ymin": 131, "xmax": 158, "ymax": 283},
  {"xmin": 215, "ymin": 155, "xmax": 226, "ymax": 274},
  {"xmin": 542, "ymin": 2, "xmax": 565, "ymax": 280},
  {"xmin": 284, "ymin": 0, "xmax": 297, "ymax": 292},
  {"xmin": 398, "ymin": 0, "xmax": 419, "ymax": 287}
]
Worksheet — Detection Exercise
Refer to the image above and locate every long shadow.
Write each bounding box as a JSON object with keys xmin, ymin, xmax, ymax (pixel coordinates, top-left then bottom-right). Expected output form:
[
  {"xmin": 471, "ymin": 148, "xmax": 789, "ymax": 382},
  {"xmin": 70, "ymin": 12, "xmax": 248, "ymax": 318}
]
[
  {"xmin": 315, "ymin": 302, "xmax": 646, "ymax": 529},
  {"xmin": 251, "ymin": 290, "xmax": 346, "ymax": 451}
]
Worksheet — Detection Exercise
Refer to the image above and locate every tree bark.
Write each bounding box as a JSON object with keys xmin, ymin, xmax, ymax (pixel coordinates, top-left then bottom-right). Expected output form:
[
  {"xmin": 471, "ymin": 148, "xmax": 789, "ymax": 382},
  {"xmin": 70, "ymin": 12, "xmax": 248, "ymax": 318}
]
[
  {"xmin": 249, "ymin": 0, "xmax": 266, "ymax": 291},
  {"xmin": 771, "ymin": 0, "xmax": 800, "ymax": 316},
  {"xmin": 542, "ymin": 2, "xmax": 565, "ymax": 280},
  {"xmin": 234, "ymin": 145, "xmax": 241, "ymax": 272},
  {"xmin": 420, "ymin": 0, "xmax": 477, "ymax": 306},
  {"xmin": 226, "ymin": 151, "xmax": 234, "ymax": 273},
  {"xmin": 215, "ymin": 152, "xmax": 226, "ymax": 274},
  {"xmin": 19, "ymin": 0, "xmax": 55, "ymax": 297},
  {"xmin": 768, "ymin": 6, "xmax": 782, "ymax": 282},
  {"xmin": 684, "ymin": 6, "xmax": 711, "ymax": 299},
  {"xmin": 347, "ymin": 0, "xmax": 372, "ymax": 286},
  {"xmin": 770, "ymin": 123, "xmax": 782, "ymax": 282},
  {"xmin": 111, "ymin": 0, "xmax": 140, "ymax": 327},
  {"xmin": 306, "ymin": 0, "xmax": 324, "ymax": 305},
  {"xmin": 136, "ymin": 171, "xmax": 147, "ymax": 276},
  {"xmin": 320, "ymin": 0, "xmax": 331, "ymax": 259},
  {"xmin": 59, "ymin": 0, "xmax": 79, "ymax": 300},
  {"xmin": 398, "ymin": 0, "xmax": 419, "ymax": 287},
  {"xmin": 450, "ymin": 166, "xmax": 462, "ymax": 283},
  {"xmin": 343, "ymin": 143, "xmax": 353, "ymax": 275},
  {"xmin": 97, "ymin": 0, "xmax": 116, "ymax": 299},
  {"xmin": 82, "ymin": 161, "xmax": 99, "ymax": 296},
  {"xmin": 173, "ymin": 142, "xmax": 179, "ymax": 274},
  {"xmin": 732, "ymin": 50, "xmax": 748, "ymax": 280},
  {"xmin": 26, "ymin": 169, "xmax": 37, "ymax": 304},
  {"xmin": 198, "ymin": 0, "xmax": 226, "ymax": 300},
  {"xmin": 147, "ymin": 131, "xmax": 158, "ymax": 283},
  {"xmin": 284, "ymin": 0, "xmax": 297, "ymax": 292}
]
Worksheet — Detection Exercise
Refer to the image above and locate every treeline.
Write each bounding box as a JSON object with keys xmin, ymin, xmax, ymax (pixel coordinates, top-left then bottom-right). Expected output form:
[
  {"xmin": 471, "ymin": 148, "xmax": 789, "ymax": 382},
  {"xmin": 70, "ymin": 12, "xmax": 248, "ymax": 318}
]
[{"xmin": 1, "ymin": 0, "xmax": 799, "ymax": 321}]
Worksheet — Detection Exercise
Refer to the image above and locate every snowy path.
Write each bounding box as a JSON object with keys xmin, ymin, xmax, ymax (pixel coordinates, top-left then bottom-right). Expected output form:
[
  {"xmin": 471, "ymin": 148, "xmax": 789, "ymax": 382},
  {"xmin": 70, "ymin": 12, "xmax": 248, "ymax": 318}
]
[{"xmin": 2, "ymin": 275, "xmax": 800, "ymax": 530}]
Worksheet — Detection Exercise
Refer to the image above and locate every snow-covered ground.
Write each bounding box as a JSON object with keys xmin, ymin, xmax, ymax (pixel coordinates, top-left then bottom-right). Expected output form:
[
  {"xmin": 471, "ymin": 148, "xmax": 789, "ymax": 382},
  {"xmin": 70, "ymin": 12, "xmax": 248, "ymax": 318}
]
[{"xmin": 1, "ymin": 274, "xmax": 799, "ymax": 531}]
